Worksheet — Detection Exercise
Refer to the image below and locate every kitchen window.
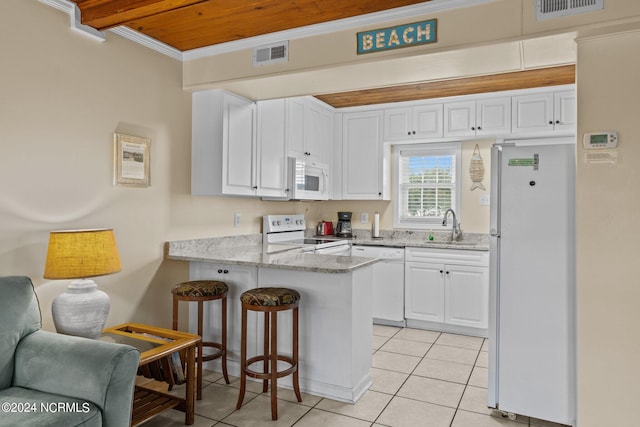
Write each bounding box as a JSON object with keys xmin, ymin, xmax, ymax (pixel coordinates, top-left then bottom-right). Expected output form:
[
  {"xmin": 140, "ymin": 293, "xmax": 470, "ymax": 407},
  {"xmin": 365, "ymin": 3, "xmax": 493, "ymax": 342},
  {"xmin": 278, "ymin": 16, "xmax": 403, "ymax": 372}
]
[{"xmin": 394, "ymin": 143, "xmax": 461, "ymax": 229}]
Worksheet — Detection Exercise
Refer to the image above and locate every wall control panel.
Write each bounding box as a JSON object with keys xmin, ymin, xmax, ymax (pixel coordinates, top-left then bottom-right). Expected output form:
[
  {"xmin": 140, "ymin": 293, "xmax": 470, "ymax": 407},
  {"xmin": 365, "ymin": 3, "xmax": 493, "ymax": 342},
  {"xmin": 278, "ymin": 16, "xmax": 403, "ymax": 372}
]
[{"xmin": 583, "ymin": 131, "xmax": 618, "ymax": 149}]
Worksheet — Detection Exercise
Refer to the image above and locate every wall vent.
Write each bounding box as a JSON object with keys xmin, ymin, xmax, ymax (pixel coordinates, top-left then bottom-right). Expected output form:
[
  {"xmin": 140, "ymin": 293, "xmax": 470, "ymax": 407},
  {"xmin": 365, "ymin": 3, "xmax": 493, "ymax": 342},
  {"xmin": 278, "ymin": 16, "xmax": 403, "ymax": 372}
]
[
  {"xmin": 536, "ymin": 0, "xmax": 604, "ymax": 21},
  {"xmin": 253, "ymin": 41, "xmax": 289, "ymax": 66}
]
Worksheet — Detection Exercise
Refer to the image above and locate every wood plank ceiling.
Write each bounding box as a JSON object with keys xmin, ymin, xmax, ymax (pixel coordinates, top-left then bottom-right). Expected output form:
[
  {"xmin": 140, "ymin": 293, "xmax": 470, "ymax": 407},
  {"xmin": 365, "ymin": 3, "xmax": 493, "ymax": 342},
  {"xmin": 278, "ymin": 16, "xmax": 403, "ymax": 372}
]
[
  {"xmin": 70, "ymin": 0, "xmax": 429, "ymax": 51},
  {"xmin": 316, "ymin": 65, "xmax": 577, "ymax": 108}
]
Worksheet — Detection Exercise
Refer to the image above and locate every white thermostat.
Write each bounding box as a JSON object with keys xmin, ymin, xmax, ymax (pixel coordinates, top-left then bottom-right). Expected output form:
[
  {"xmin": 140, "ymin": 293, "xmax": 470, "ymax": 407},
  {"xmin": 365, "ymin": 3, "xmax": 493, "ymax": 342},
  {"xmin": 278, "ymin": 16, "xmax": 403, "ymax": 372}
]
[{"xmin": 583, "ymin": 131, "xmax": 618, "ymax": 149}]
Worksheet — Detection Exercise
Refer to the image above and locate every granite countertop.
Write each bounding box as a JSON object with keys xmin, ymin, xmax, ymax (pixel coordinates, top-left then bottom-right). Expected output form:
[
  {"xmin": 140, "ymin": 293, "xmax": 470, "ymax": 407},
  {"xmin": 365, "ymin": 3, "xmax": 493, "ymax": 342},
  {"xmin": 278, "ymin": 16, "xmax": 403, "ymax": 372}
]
[
  {"xmin": 311, "ymin": 229, "xmax": 490, "ymax": 251},
  {"xmin": 166, "ymin": 234, "xmax": 377, "ymax": 274}
]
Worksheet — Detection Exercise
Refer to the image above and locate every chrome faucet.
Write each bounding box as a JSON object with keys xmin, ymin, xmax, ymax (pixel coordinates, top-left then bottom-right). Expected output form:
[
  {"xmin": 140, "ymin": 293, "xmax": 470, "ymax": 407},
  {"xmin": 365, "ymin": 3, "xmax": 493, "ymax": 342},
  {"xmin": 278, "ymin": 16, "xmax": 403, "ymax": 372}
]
[{"xmin": 442, "ymin": 209, "xmax": 462, "ymax": 241}]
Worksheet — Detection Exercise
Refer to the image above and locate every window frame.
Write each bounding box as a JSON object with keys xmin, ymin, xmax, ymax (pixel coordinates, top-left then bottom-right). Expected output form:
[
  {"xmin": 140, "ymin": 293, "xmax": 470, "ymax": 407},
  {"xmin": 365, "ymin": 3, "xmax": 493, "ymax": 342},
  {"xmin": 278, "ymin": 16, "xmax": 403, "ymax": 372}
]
[{"xmin": 393, "ymin": 142, "xmax": 462, "ymax": 230}]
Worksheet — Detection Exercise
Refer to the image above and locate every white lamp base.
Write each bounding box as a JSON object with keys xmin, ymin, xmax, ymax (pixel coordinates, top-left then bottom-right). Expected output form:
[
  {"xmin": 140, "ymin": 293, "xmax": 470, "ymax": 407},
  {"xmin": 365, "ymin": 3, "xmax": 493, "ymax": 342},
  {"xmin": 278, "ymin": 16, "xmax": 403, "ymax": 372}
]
[{"xmin": 52, "ymin": 279, "xmax": 110, "ymax": 339}]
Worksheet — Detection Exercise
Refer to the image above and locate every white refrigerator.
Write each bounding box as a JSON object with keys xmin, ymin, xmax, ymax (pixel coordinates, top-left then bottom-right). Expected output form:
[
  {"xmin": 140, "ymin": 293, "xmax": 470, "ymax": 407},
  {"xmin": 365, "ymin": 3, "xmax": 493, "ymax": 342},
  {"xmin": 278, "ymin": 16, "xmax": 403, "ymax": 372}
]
[{"xmin": 488, "ymin": 138, "xmax": 576, "ymax": 426}]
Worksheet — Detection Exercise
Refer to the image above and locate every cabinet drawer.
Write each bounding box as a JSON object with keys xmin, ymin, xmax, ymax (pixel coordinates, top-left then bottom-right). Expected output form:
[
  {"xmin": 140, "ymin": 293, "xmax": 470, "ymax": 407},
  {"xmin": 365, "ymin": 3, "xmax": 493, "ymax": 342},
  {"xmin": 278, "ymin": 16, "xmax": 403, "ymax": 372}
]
[{"xmin": 405, "ymin": 247, "xmax": 489, "ymax": 267}]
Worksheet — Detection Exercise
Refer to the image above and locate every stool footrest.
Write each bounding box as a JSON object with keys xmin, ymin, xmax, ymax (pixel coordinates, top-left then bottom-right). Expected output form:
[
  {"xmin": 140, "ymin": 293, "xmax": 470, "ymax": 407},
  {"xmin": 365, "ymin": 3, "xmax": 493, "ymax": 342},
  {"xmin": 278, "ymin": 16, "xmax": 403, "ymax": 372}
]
[
  {"xmin": 200, "ymin": 342, "xmax": 225, "ymax": 362},
  {"xmin": 243, "ymin": 355, "xmax": 298, "ymax": 380}
]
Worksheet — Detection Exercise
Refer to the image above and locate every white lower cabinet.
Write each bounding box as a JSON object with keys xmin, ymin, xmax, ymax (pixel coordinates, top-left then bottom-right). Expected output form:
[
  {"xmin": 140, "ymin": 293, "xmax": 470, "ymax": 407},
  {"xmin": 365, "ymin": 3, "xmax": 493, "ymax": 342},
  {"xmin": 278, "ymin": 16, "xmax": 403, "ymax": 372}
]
[
  {"xmin": 404, "ymin": 248, "xmax": 489, "ymax": 336},
  {"xmin": 188, "ymin": 262, "xmax": 258, "ymax": 375}
]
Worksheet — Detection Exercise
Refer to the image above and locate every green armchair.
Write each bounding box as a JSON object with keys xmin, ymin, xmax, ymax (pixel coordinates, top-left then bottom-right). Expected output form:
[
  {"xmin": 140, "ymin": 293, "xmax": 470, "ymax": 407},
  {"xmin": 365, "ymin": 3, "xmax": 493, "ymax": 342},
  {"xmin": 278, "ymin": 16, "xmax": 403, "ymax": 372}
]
[{"xmin": 0, "ymin": 276, "xmax": 140, "ymax": 426}]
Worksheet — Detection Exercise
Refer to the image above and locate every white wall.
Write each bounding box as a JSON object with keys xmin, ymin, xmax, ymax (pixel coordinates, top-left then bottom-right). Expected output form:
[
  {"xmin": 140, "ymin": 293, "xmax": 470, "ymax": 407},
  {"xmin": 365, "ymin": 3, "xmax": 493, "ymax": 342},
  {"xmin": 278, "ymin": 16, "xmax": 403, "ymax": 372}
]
[{"xmin": 576, "ymin": 27, "xmax": 640, "ymax": 427}]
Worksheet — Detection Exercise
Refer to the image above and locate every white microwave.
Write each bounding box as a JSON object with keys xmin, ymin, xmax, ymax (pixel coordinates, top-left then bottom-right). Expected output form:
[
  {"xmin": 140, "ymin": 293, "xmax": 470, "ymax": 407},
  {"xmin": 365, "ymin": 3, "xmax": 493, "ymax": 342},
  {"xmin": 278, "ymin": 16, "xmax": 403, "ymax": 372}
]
[{"xmin": 288, "ymin": 157, "xmax": 329, "ymax": 200}]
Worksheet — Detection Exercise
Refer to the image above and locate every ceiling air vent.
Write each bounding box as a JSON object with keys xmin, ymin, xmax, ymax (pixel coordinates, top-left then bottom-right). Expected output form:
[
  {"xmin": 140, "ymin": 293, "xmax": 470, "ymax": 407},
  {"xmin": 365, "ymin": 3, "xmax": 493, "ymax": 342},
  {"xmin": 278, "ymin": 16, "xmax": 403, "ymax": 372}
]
[
  {"xmin": 536, "ymin": 0, "xmax": 604, "ymax": 20},
  {"xmin": 253, "ymin": 41, "xmax": 289, "ymax": 66}
]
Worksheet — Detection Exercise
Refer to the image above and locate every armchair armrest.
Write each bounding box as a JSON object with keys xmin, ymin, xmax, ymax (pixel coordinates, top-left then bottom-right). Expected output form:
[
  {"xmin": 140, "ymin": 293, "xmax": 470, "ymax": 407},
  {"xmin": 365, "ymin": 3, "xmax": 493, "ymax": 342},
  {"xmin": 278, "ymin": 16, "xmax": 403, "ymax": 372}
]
[{"xmin": 13, "ymin": 330, "xmax": 140, "ymax": 427}]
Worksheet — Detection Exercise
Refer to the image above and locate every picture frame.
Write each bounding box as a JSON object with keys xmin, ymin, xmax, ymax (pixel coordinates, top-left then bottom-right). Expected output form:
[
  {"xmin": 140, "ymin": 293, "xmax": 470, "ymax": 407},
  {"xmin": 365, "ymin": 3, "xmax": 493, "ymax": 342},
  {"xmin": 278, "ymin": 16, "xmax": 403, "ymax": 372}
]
[{"xmin": 113, "ymin": 133, "xmax": 151, "ymax": 187}]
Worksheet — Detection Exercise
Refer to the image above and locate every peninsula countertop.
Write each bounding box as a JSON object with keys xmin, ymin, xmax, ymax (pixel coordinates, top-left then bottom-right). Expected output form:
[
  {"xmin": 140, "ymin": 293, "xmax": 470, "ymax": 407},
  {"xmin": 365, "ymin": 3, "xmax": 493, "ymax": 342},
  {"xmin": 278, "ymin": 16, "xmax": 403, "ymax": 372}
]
[{"xmin": 167, "ymin": 234, "xmax": 377, "ymax": 274}]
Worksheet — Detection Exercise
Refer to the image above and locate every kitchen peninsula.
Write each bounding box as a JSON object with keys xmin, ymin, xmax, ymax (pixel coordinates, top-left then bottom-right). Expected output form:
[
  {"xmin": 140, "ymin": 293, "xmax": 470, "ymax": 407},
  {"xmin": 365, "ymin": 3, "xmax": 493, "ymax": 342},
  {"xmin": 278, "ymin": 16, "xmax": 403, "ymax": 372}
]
[{"xmin": 167, "ymin": 234, "xmax": 377, "ymax": 403}]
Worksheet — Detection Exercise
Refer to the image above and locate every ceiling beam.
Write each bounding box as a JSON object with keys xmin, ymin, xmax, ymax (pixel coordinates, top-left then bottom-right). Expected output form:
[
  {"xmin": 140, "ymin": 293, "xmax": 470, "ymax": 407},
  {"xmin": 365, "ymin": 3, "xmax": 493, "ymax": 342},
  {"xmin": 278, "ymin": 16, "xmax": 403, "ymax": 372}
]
[
  {"xmin": 315, "ymin": 65, "xmax": 576, "ymax": 108},
  {"xmin": 71, "ymin": 0, "xmax": 207, "ymax": 30}
]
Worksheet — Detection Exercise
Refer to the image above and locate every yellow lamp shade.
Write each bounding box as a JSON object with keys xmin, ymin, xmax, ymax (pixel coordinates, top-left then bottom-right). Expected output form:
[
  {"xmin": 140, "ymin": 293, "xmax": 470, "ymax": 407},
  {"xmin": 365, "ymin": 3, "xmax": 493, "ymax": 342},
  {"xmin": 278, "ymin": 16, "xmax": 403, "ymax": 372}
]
[{"xmin": 44, "ymin": 229, "xmax": 121, "ymax": 279}]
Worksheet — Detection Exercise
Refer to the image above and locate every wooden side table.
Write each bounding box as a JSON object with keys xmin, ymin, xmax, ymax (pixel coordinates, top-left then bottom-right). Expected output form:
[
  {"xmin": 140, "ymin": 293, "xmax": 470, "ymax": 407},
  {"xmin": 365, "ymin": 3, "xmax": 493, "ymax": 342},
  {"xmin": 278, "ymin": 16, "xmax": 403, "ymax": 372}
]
[{"xmin": 101, "ymin": 323, "xmax": 201, "ymax": 426}]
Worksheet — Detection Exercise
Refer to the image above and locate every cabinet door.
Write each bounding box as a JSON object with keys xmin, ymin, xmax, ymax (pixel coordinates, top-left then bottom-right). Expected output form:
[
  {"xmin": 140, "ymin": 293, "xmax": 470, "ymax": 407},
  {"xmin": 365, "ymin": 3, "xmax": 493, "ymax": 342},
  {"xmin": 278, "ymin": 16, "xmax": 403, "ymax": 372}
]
[
  {"xmin": 554, "ymin": 91, "xmax": 576, "ymax": 131},
  {"xmin": 286, "ymin": 97, "xmax": 306, "ymax": 158},
  {"xmin": 383, "ymin": 107, "xmax": 412, "ymax": 141},
  {"xmin": 305, "ymin": 101, "xmax": 326, "ymax": 162},
  {"xmin": 511, "ymin": 92, "xmax": 554, "ymax": 134},
  {"xmin": 476, "ymin": 97, "xmax": 510, "ymax": 136},
  {"xmin": 445, "ymin": 265, "xmax": 488, "ymax": 329},
  {"xmin": 404, "ymin": 261, "xmax": 445, "ymax": 322},
  {"xmin": 256, "ymin": 99, "xmax": 287, "ymax": 197},
  {"xmin": 223, "ymin": 95, "xmax": 256, "ymax": 195},
  {"xmin": 413, "ymin": 104, "xmax": 444, "ymax": 139},
  {"xmin": 342, "ymin": 111, "xmax": 385, "ymax": 199},
  {"xmin": 444, "ymin": 101, "xmax": 476, "ymax": 137}
]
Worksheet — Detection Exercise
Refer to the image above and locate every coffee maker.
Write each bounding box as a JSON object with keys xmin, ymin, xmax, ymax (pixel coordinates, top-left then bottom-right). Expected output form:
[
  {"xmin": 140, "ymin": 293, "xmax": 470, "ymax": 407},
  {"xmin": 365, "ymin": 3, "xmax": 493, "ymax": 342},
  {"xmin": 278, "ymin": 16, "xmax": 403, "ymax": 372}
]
[{"xmin": 335, "ymin": 212, "xmax": 353, "ymax": 238}]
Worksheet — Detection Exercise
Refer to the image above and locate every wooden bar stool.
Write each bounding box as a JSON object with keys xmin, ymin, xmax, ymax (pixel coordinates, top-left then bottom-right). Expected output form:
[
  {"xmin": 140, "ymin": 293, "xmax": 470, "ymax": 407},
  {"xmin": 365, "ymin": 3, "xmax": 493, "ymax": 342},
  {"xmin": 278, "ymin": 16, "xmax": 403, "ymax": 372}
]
[
  {"xmin": 236, "ymin": 287, "xmax": 302, "ymax": 420},
  {"xmin": 171, "ymin": 280, "xmax": 230, "ymax": 400}
]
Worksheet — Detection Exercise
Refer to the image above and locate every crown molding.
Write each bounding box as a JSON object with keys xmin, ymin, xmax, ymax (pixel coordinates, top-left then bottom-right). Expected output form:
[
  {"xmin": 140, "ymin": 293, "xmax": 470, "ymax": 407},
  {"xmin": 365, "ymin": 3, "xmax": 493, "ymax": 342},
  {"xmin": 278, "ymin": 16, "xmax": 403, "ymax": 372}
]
[
  {"xmin": 109, "ymin": 27, "xmax": 184, "ymax": 61},
  {"xmin": 39, "ymin": 0, "xmax": 106, "ymax": 42},
  {"xmin": 41, "ymin": 0, "xmax": 496, "ymax": 62}
]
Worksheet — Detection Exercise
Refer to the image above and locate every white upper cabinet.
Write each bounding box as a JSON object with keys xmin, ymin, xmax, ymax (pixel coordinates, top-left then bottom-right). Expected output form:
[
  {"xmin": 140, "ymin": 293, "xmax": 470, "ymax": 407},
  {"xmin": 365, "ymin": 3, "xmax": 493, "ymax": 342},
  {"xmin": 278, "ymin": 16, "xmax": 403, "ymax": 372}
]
[
  {"xmin": 511, "ymin": 90, "xmax": 576, "ymax": 134},
  {"xmin": 192, "ymin": 90, "xmax": 256, "ymax": 197},
  {"xmin": 191, "ymin": 90, "xmax": 288, "ymax": 198},
  {"xmin": 287, "ymin": 97, "xmax": 333, "ymax": 165},
  {"xmin": 342, "ymin": 110, "xmax": 389, "ymax": 200},
  {"xmin": 444, "ymin": 96, "xmax": 511, "ymax": 137},
  {"xmin": 553, "ymin": 90, "xmax": 577, "ymax": 132},
  {"xmin": 256, "ymin": 99, "xmax": 288, "ymax": 198},
  {"xmin": 384, "ymin": 103, "xmax": 443, "ymax": 141}
]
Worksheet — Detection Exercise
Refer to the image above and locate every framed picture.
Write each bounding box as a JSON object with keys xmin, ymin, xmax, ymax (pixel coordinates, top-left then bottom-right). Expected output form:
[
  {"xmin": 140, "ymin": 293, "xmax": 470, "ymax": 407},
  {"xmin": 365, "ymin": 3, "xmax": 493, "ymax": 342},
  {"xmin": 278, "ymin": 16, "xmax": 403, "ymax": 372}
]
[{"xmin": 113, "ymin": 133, "xmax": 151, "ymax": 187}]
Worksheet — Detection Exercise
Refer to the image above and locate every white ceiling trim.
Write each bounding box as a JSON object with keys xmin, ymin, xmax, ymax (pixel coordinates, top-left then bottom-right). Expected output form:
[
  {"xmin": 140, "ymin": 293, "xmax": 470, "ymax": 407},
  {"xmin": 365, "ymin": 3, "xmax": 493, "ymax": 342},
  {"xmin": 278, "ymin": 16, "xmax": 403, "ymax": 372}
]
[
  {"xmin": 40, "ymin": 0, "xmax": 496, "ymax": 62},
  {"xmin": 39, "ymin": 0, "xmax": 106, "ymax": 42}
]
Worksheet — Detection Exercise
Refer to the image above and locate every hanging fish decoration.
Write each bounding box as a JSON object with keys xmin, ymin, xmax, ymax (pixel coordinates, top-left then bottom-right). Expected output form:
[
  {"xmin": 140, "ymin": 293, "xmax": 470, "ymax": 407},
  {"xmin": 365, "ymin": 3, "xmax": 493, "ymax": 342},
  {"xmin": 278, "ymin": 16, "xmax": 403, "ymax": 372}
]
[{"xmin": 469, "ymin": 144, "xmax": 486, "ymax": 191}]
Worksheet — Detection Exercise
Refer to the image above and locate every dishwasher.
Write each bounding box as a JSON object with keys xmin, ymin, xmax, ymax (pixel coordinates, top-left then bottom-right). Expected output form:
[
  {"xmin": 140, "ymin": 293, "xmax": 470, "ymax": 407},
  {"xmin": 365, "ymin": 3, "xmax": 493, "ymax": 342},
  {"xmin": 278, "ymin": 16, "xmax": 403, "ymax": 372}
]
[{"xmin": 351, "ymin": 245, "xmax": 405, "ymax": 327}]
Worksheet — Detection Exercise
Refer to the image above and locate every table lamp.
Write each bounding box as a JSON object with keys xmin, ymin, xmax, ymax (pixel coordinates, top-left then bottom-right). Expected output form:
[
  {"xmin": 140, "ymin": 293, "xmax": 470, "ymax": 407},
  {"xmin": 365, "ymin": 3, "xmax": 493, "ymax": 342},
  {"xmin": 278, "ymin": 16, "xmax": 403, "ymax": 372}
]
[{"xmin": 44, "ymin": 228, "xmax": 121, "ymax": 339}]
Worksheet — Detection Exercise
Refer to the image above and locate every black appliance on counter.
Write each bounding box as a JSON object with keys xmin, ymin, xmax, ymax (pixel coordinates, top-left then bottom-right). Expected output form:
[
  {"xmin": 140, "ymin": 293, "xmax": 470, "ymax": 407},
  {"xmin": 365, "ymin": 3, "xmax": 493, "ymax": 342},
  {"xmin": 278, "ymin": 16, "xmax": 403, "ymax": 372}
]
[{"xmin": 335, "ymin": 212, "xmax": 353, "ymax": 238}]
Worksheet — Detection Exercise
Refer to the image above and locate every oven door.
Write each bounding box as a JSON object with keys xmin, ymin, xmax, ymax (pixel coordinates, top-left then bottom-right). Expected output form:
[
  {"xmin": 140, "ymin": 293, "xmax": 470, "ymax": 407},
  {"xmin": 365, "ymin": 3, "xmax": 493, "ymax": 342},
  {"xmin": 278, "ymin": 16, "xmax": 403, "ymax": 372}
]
[{"xmin": 289, "ymin": 157, "xmax": 329, "ymax": 200}]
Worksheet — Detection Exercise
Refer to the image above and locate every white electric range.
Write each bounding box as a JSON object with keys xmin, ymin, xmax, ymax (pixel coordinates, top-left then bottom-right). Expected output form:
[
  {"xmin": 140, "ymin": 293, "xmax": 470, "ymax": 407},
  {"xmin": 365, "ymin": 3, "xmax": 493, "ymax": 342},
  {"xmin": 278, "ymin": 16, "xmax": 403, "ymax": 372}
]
[{"xmin": 262, "ymin": 214, "xmax": 350, "ymax": 255}]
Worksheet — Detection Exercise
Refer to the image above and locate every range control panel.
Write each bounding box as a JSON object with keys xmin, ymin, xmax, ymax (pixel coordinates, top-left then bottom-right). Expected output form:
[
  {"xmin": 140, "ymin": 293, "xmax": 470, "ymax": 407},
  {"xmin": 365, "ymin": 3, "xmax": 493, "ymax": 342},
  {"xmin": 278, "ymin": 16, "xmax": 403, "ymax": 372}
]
[{"xmin": 263, "ymin": 214, "xmax": 306, "ymax": 233}]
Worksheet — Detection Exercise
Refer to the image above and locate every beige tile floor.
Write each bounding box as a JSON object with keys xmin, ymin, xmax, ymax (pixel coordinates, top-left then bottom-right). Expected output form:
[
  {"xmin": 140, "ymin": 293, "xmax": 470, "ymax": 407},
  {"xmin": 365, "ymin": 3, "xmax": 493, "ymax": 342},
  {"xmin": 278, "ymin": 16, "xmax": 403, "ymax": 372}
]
[{"xmin": 139, "ymin": 325, "xmax": 569, "ymax": 427}]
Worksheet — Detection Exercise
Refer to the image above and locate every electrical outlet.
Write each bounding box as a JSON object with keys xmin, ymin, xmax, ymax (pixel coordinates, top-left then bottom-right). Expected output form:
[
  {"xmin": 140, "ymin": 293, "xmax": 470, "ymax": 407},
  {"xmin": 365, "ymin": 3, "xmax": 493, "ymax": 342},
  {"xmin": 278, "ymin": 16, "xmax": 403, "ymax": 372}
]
[
  {"xmin": 234, "ymin": 213, "xmax": 241, "ymax": 227},
  {"xmin": 480, "ymin": 194, "xmax": 490, "ymax": 206},
  {"xmin": 360, "ymin": 212, "xmax": 369, "ymax": 223}
]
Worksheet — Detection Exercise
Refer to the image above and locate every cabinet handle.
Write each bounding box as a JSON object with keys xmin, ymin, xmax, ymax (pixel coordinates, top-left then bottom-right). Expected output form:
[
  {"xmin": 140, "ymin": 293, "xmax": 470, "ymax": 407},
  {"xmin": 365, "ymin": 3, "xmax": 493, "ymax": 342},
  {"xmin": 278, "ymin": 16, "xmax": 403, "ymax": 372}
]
[
  {"xmin": 407, "ymin": 131, "xmax": 411, "ymax": 136},
  {"xmin": 555, "ymin": 120, "xmax": 560, "ymax": 124},
  {"xmin": 252, "ymin": 186, "xmax": 258, "ymax": 190},
  {"xmin": 218, "ymin": 269, "xmax": 223, "ymax": 274},
  {"xmin": 440, "ymin": 270, "xmax": 444, "ymax": 274},
  {"xmin": 471, "ymin": 126, "xmax": 475, "ymax": 131},
  {"xmin": 412, "ymin": 131, "xmax": 416, "ymax": 135},
  {"xmin": 446, "ymin": 271, "xmax": 450, "ymax": 275},
  {"xmin": 549, "ymin": 121, "xmax": 554, "ymax": 125},
  {"xmin": 223, "ymin": 269, "xmax": 229, "ymax": 274},
  {"xmin": 477, "ymin": 126, "xmax": 482, "ymax": 130}
]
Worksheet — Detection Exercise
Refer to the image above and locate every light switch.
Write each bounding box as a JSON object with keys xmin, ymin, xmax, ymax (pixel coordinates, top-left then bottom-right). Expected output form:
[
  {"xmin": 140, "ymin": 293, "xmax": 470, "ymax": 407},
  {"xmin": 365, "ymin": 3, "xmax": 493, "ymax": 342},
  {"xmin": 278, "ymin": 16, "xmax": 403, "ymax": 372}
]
[{"xmin": 360, "ymin": 212, "xmax": 369, "ymax": 223}]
